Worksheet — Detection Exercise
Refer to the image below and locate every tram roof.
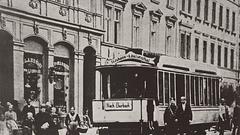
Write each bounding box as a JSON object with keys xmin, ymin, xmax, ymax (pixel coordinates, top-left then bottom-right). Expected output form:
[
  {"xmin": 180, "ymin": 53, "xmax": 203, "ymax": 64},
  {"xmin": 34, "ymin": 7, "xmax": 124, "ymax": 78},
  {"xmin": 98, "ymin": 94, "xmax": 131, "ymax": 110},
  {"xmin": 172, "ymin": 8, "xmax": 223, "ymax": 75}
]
[{"xmin": 96, "ymin": 64, "xmax": 159, "ymax": 71}]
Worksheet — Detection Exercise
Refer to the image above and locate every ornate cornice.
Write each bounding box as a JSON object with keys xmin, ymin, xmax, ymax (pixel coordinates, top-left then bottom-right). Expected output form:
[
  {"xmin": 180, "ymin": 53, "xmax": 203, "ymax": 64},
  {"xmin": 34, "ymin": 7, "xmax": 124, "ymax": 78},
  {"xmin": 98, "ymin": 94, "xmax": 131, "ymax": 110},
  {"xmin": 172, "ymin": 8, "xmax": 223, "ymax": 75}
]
[{"xmin": 132, "ymin": 2, "xmax": 147, "ymax": 16}]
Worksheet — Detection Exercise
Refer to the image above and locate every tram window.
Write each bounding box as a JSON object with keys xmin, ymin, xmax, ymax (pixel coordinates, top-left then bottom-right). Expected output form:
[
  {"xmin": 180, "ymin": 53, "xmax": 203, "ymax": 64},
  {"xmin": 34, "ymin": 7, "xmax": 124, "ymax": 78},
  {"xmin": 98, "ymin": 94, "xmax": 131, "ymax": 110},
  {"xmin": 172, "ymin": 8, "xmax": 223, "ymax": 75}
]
[
  {"xmin": 195, "ymin": 77, "xmax": 199, "ymax": 106},
  {"xmin": 200, "ymin": 77, "xmax": 204, "ymax": 105},
  {"xmin": 191, "ymin": 76, "xmax": 195, "ymax": 105},
  {"xmin": 208, "ymin": 78, "xmax": 212, "ymax": 105},
  {"xmin": 165, "ymin": 72, "xmax": 170, "ymax": 104},
  {"xmin": 216, "ymin": 80, "xmax": 219, "ymax": 105},
  {"xmin": 186, "ymin": 76, "xmax": 190, "ymax": 104},
  {"xmin": 101, "ymin": 73, "xmax": 109, "ymax": 99},
  {"xmin": 212, "ymin": 79, "xmax": 216, "ymax": 106},
  {"xmin": 158, "ymin": 72, "xmax": 164, "ymax": 104},
  {"xmin": 203, "ymin": 78, "xmax": 208, "ymax": 105},
  {"xmin": 170, "ymin": 73, "xmax": 175, "ymax": 99}
]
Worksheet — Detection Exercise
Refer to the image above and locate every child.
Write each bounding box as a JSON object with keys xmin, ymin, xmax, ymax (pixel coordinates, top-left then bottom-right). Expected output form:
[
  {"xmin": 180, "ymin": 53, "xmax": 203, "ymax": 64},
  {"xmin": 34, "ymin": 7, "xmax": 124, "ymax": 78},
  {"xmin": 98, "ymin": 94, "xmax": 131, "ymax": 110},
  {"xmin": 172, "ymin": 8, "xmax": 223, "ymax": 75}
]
[{"xmin": 22, "ymin": 112, "xmax": 34, "ymax": 135}]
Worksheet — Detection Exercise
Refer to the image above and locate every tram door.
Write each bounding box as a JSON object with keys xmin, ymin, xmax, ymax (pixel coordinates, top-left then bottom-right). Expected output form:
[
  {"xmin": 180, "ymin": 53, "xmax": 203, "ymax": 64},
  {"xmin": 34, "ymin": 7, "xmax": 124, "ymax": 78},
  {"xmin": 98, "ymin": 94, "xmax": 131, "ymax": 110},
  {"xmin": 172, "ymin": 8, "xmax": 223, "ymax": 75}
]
[{"xmin": 176, "ymin": 74, "xmax": 185, "ymax": 105}]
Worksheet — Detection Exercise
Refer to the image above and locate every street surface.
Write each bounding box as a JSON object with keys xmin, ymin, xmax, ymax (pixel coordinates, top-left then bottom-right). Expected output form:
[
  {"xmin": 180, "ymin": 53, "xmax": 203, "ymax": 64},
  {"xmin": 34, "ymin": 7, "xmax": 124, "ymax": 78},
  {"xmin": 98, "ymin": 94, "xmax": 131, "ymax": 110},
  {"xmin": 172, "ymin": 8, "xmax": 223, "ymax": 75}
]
[{"xmin": 58, "ymin": 128, "xmax": 232, "ymax": 135}]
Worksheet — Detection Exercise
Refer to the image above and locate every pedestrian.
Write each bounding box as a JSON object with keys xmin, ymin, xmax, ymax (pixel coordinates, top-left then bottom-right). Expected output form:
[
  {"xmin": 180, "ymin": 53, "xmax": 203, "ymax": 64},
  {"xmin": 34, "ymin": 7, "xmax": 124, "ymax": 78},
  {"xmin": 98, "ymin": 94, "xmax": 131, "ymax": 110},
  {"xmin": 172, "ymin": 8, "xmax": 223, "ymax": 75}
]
[
  {"xmin": 5, "ymin": 105, "xmax": 18, "ymax": 135},
  {"xmin": 0, "ymin": 101, "xmax": 9, "ymax": 135},
  {"xmin": 164, "ymin": 97, "xmax": 178, "ymax": 135},
  {"xmin": 12, "ymin": 100, "xmax": 21, "ymax": 121},
  {"xmin": 176, "ymin": 96, "xmax": 193, "ymax": 135},
  {"xmin": 232, "ymin": 104, "xmax": 240, "ymax": 135},
  {"xmin": 83, "ymin": 109, "xmax": 92, "ymax": 128},
  {"xmin": 0, "ymin": 101, "xmax": 5, "ymax": 121},
  {"xmin": 22, "ymin": 112, "xmax": 34, "ymax": 135},
  {"xmin": 22, "ymin": 99, "xmax": 35, "ymax": 120},
  {"xmin": 218, "ymin": 98, "xmax": 230, "ymax": 135},
  {"xmin": 65, "ymin": 107, "xmax": 81, "ymax": 135},
  {"xmin": 49, "ymin": 107, "xmax": 60, "ymax": 135},
  {"xmin": 34, "ymin": 104, "xmax": 51, "ymax": 135},
  {"xmin": 46, "ymin": 102, "xmax": 52, "ymax": 114}
]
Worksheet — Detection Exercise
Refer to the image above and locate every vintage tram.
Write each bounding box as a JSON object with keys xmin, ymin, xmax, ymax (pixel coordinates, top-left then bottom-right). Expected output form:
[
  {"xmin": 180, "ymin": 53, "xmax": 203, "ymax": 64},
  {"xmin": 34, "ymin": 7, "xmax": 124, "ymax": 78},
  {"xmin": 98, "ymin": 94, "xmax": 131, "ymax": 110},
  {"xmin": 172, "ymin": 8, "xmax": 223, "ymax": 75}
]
[{"xmin": 93, "ymin": 50, "xmax": 220, "ymax": 135}]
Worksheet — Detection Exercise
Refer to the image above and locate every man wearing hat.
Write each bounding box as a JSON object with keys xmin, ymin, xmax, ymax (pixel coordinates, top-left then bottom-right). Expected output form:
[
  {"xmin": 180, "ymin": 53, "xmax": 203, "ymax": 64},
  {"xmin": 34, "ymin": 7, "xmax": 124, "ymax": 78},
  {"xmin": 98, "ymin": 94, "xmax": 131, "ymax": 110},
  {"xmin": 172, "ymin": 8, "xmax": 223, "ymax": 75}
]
[
  {"xmin": 176, "ymin": 96, "xmax": 192, "ymax": 135},
  {"xmin": 34, "ymin": 104, "xmax": 52, "ymax": 135},
  {"xmin": 164, "ymin": 97, "xmax": 178, "ymax": 135}
]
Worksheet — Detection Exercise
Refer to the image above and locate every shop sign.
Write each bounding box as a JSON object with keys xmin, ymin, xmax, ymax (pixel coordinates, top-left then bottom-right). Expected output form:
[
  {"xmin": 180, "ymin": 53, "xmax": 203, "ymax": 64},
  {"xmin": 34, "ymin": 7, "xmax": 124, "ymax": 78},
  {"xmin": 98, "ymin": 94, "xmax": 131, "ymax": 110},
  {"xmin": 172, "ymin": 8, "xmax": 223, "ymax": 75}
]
[
  {"xmin": 106, "ymin": 51, "xmax": 155, "ymax": 65},
  {"xmin": 104, "ymin": 100, "xmax": 132, "ymax": 111},
  {"xmin": 54, "ymin": 61, "xmax": 69, "ymax": 71},
  {"xmin": 24, "ymin": 57, "xmax": 42, "ymax": 69}
]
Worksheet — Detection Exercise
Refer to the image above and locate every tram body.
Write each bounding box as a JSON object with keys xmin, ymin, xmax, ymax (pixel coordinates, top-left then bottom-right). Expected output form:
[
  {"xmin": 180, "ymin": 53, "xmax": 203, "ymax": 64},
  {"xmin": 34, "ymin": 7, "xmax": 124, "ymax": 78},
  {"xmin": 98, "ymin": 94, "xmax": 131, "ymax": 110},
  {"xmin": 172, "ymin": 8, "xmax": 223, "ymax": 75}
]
[{"xmin": 93, "ymin": 52, "xmax": 220, "ymax": 134}]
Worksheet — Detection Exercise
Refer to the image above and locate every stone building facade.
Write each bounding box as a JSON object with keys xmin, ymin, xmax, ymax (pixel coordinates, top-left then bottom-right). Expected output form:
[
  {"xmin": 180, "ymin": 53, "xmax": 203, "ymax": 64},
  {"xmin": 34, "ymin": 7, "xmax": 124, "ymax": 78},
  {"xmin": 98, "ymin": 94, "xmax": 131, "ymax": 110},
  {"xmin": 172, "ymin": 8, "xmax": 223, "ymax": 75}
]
[
  {"xmin": 0, "ymin": 0, "xmax": 104, "ymax": 114},
  {"xmin": 0, "ymin": 0, "xmax": 239, "ymax": 114}
]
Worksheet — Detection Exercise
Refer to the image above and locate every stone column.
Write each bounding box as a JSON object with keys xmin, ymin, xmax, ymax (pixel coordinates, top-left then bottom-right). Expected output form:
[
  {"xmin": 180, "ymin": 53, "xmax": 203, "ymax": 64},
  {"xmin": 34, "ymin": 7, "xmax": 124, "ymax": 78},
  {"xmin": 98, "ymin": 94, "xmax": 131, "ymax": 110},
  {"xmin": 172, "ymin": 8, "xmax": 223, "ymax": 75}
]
[
  {"xmin": 48, "ymin": 47, "xmax": 54, "ymax": 104},
  {"xmin": 13, "ymin": 41, "xmax": 24, "ymax": 102}
]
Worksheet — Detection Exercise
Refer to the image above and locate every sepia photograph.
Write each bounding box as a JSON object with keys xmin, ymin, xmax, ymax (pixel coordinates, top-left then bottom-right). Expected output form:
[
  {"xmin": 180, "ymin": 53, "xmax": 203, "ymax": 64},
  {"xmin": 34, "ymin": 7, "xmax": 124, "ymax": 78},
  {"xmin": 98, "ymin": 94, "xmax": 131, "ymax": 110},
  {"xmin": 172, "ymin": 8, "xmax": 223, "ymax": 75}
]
[{"xmin": 0, "ymin": 0, "xmax": 240, "ymax": 135}]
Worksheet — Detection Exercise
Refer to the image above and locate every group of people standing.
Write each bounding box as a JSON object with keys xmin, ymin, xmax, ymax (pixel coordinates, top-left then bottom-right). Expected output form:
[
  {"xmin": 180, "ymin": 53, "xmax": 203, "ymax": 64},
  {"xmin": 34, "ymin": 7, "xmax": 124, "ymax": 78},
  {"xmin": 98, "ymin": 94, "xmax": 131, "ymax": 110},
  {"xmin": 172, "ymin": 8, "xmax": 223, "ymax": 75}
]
[
  {"xmin": 218, "ymin": 98, "xmax": 240, "ymax": 135},
  {"xmin": 164, "ymin": 96, "xmax": 192, "ymax": 135},
  {"xmin": 0, "ymin": 99, "xmax": 92, "ymax": 135},
  {"xmin": 164, "ymin": 97, "xmax": 240, "ymax": 135}
]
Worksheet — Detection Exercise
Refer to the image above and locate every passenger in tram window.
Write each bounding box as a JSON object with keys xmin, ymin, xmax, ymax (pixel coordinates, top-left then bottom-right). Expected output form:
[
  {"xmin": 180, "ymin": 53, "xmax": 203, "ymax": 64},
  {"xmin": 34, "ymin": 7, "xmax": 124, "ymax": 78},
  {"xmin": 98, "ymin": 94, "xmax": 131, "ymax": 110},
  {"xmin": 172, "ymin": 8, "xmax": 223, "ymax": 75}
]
[
  {"xmin": 164, "ymin": 97, "xmax": 178, "ymax": 135},
  {"xmin": 218, "ymin": 98, "xmax": 230, "ymax": 135},
  {"xmin": 176, "ymin": 96, "xmax": 193, "ymax": 135},
  {"xmin": 232, "ymin": 104, "xmax": 240, "ymax": 135}
]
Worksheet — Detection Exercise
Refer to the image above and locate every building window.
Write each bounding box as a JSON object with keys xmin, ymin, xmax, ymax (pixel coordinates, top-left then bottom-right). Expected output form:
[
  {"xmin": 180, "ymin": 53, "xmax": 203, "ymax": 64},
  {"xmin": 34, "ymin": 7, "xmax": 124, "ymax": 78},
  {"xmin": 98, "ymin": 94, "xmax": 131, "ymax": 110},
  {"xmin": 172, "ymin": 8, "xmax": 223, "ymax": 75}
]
[
  {"xmin": 226, "ymin": 9, "xmax": 230, "ymax": 30},
  {"xmin": 224, "ymin": 47, "xmax": 228, "ymax": 68},
  {"xmin": 210, "ymin": 43, "xmax": 215, "ymax": 64},
  {"xmin": 180, "ymin": 32, "xmax": 191, "ymax": 59},
  {"xmin": 195, "ymin": 38, "xmax": 199, "ymax": 61},
  {"xmin": 133, "ymin": 15, "xmax": 140, "ymax": 48},
  {"xmin": 230, "ymin": 49, "xmax": 234, "ymax": 69},
  {"xmin": 196, "ymin": 0, "xmax": 201, "ymax": 17},
  {"xmin": 186, "ymin": 35, "xmax": 191, "ymax": 59},
  {"xmin": 212, "ymin": 2, "xmax": 216, "ymax": 24},
  {"xmin": 203, "ymin": 41, "xmax": 207, "ymax": 63},
  {"xmin": 182, "ymin": 0, "xmax": 191, "ymax": 13},
  {"xmin": 188, "ymin": 0, "xmax": 191, "ymax": 13},
  {"xmin": 217, "ymin": 45, "xmax": 221, "ymax": 66},
  {"xmin": 105, "ymin": 6, "xmax": 111, "ymax": 42},
  {"xmin": 232, "ymin": 12, "xmax": 236, "ymax": 32},
  {"xmin": 167, "ymin": 0, "xmax": 175, "ymax": 9},
  {"xmin": 52, "ymin": 0, "xmax": 67, "ymax": 4},
  {"xmin": 166, "ymin": 26, "xmax": 173, "ymax": 55},
  {"xmin": 150, "ymin": 21, "xmax": 157, "ymax": 52},
  {"xmin": 219, "ymin": 5, "xmax": 223, "ymax": 27},
  {"xmin": 182, "ymin": 0, "xmax": 186, "ymax": 11},
  {"xmin": 180, "ymin": 33, "xmax": 185, "ymax": 58},
  {"xmin": 204, "ymin": 0, "xmax": 209, "ymax": 21},
  {"xmin": 131, "ymin": 2, "xmax": 146, "ymax": 47},
  {"xmin": 114, "ymin": 9, "xmax": 121, "ymax": 44}
]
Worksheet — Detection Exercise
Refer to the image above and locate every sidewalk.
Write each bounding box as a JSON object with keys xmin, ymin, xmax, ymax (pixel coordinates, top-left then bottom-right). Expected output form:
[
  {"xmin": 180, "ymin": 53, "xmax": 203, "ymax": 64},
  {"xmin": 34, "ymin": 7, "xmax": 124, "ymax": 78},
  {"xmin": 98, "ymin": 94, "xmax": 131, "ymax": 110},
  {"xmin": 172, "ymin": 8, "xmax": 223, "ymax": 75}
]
[
  {"xmin": 206, "ymin": 130, "xmax": 232, "ymax": 135},
  {"xmin": 59, "ymin": 128, "xmax": 99, "ymax": 135}
]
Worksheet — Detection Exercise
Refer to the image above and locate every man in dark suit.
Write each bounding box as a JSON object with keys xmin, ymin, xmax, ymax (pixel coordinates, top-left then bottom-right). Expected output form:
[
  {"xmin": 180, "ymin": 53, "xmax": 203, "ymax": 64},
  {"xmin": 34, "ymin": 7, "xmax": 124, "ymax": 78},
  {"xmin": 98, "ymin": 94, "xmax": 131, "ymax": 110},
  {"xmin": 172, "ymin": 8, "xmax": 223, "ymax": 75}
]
[
  {"xmin": 176, "ymin": 96, "xmax": 192, "ymax": 135},
  {"xmin": 22, "ymin": 99, "xmax": 35, "ymax": 119},
  {"xmin": 34, "ymin": 104, "xmax": 52, "ymax": 135}
]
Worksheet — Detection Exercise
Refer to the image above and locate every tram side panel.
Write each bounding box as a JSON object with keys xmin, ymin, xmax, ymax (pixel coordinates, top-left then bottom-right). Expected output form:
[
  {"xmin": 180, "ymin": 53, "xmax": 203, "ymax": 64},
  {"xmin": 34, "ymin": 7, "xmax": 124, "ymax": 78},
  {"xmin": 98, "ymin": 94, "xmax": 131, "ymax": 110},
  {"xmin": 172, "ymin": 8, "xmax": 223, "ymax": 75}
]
[
  {"xmin": 154, "ymin": 106, "xmax": 219, "ymax": 127},
  {"xmin": 92, "ymin": 99, "xmax": 149, "ymax": 124}
]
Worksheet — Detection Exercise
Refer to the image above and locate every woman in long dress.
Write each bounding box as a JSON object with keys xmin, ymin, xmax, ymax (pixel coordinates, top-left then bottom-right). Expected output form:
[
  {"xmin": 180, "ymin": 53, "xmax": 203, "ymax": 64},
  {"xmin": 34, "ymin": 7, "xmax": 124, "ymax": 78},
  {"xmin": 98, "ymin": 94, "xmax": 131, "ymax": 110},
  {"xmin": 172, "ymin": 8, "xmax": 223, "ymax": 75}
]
[{"xmin": 0, "ymin": 110, "xmax": 9, "ymax": 135}]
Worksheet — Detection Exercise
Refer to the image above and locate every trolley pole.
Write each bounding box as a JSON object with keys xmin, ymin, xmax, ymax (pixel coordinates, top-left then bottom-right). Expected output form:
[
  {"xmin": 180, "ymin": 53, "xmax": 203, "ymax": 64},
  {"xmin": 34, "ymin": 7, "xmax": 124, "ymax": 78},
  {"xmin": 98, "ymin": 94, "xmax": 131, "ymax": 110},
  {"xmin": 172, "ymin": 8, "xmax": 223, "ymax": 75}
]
[{"xmin": 140, "ymin": 98, "xmax": 143, "ymax": 135}]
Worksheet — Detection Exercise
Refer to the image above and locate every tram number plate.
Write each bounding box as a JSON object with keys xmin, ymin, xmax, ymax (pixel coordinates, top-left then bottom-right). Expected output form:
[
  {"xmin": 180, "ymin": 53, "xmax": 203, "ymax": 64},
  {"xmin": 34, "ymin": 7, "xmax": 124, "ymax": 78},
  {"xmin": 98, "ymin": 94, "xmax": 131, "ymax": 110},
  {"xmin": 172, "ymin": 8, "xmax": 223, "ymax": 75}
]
[{"xmin": 104, "ymin": 100, "xmax": 133, "ymax": 111}]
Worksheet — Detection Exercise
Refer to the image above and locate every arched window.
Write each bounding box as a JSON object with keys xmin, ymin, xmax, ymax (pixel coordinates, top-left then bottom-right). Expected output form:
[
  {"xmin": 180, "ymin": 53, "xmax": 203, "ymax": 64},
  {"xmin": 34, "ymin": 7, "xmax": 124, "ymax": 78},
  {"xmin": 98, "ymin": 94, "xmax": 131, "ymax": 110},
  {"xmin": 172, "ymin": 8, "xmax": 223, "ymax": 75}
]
[
  {"xmin": 53, "ymin": 42, "xmax": 74, "ymax": 111},
  {"xmin": 23, "ymin": 37, "xmax": 47, "ymax": 102}
]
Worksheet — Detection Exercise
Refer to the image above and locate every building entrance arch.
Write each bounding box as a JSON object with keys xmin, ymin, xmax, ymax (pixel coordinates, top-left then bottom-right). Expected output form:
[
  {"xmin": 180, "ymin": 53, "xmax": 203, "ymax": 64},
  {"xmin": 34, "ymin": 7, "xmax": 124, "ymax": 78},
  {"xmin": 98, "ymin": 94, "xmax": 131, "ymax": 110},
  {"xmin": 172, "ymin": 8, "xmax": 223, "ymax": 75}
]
[
  {"xmin": 0, "ymin": 30, "xmax": 14, "ymax": 103},
  {"xmin": 83, "ymin": 46, "xmax": 96, "ymax": 121}
]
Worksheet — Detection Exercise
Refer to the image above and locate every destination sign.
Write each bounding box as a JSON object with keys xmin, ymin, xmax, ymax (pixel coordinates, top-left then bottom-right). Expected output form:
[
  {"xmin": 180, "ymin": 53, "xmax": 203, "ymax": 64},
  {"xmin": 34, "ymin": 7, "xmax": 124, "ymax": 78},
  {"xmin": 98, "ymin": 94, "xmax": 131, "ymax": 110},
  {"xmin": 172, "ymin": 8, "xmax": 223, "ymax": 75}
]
[
  {"xmin": 105, "ymin": 52, "xmax": 155, "ymax": 65},
  {"xmin": 104, "ymin": 100, "xmax": 132, "ymax": 111}
]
